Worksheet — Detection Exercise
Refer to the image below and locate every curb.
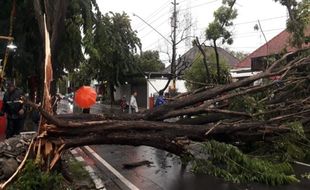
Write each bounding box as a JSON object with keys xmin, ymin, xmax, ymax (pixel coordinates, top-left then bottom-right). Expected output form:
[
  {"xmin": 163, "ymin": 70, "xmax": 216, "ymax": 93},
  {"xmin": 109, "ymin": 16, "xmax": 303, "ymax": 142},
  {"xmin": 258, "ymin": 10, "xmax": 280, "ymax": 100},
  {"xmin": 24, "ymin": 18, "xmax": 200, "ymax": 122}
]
[{"xmin": 70, "ymin": 147, "xmax": 106, "ymax": 190}]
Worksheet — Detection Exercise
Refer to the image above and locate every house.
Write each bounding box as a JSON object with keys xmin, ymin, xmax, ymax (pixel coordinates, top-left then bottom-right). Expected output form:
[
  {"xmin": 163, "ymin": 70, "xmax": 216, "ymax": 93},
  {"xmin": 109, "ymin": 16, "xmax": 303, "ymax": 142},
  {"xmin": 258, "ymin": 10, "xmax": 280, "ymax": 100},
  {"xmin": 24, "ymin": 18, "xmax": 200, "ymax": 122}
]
[
  {"xmin": 236, "ymin": 28, "xmax": 310, "ymax": 70},
  {"xmin": 114, "ymin": 73, "xmax": 186, "ymax": 109},
  {"xmin": 164, "ymin": 46, "xmax": 240, "ymax": 75},
  {"xmin": 114, "ymin": 46, "xmax": 239, "ymax": 109}
]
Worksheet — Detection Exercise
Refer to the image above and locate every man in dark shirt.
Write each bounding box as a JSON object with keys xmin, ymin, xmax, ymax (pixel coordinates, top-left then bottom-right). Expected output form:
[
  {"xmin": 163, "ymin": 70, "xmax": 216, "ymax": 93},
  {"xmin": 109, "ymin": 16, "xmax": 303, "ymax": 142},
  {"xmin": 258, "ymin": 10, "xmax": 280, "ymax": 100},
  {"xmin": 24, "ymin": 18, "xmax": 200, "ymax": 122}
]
[{"xmin": 1, "ymin": 81, "xmax": 25, "ymax": 138}]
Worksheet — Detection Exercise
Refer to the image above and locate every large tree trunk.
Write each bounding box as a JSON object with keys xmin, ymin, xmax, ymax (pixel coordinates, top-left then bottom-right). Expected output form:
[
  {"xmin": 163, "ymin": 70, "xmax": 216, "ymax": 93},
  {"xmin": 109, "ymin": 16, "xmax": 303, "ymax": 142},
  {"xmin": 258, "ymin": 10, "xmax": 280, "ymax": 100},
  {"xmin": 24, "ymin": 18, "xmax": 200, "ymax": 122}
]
[
  {"xmin": 109, "ymin": 83, "xmax": 115, "ymax": 106},
  {"xmin": 213, "ymin": 39, "xmax": 221, "ymax": 84},
  {"xmin": 194, "ymin": 37, "xmax": 211, "ymax": 83}
]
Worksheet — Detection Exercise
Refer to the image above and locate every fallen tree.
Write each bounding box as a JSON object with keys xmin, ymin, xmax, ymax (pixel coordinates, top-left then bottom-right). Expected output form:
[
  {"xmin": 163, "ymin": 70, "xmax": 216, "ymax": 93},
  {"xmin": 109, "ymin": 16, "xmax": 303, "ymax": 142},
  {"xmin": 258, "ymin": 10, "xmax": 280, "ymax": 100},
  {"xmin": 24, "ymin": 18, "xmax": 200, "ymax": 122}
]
[
  {"xmin": 16, "ymin": 48, "xmax": 309, "ymax": 186},
  {"xmin": 1, "ymin": 13, "xmax": 310, "ymax": 189},
  {"xmin": 1, "ymin": 48, "xmax": 309, "ymax": 188}
]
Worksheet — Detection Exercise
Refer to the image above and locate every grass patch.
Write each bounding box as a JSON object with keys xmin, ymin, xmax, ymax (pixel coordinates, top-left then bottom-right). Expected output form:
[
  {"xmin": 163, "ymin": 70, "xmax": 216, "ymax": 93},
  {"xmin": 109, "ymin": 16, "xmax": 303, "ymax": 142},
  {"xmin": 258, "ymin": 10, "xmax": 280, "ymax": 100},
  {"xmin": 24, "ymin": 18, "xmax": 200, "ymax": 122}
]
[
  {"xmin": 7, "ymin": 160, "xmax": 65, "ymax": 190},
  {"xmin": 66, "ymin": 157, "xmax": 90, "ymax": 181}
]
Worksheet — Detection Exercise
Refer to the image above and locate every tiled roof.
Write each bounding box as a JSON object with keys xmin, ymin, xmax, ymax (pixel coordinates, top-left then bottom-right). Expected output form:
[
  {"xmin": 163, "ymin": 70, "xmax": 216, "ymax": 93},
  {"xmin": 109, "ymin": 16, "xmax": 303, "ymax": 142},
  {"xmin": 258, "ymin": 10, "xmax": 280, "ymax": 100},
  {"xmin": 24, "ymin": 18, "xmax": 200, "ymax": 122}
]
[
  {"xmin": 164, "ymin": 46, "xmax": 240, "ymax": 75},
  {"xmin": 236, "ymin": 27, "xmax": 310, "ymax": 68}
]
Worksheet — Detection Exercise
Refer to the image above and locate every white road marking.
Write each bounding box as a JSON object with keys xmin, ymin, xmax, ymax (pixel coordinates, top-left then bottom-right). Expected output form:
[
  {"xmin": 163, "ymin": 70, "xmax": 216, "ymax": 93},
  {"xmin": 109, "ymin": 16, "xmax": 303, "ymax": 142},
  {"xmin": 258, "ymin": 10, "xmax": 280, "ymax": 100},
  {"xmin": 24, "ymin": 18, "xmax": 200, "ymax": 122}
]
[
  {"xmin": 70, "ymin": 149, "xmax": 78, "ymax": 155},
  {"xmin": 294, "ymin": 161, "xmax": 310, "ymax": 168},
  {"xmin": 75, "ymin": 156, "xmax": 84, "ymax": 162},
  {"xmin": 84, "ymin": 146, "xmax": 140, "ymax": 190},
  {"xmin": 85, "ymin": 166, "xmax": 106, "ymax": 190},
  {"xmin": 71, "ymin": 149, "xmax": 106, "ymax": 190}
]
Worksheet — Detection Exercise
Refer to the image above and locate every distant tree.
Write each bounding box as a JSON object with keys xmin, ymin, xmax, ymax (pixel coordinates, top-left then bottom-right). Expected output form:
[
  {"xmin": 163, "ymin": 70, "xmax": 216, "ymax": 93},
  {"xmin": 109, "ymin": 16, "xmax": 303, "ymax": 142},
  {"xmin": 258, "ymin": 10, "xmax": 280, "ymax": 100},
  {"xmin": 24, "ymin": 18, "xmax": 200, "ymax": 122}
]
[
  {"xmin": 184, "ymin": 52, "xmax": 231, "ymax": 91},
  {"xmin": 69, "ymin": 62, "xmax": 92, "ymax": 89},
  {"xmin": 274, "ymin": 0, "xmax": 310, "ymax": 47},
  {"xmin": 193, "ymin": 38, "xmax": 211, "ymax": 83},
  {"xmin": 0, "ymin": 0, "xmax": 100, "ymax": 100},
  {"xmin": 87, "ymin": 12, "xmax": 141, "ymax": 102},
  {"xmin": 134, "ymin": 50, "xmax": 165, "ymax": 72},
  {"xmin": 224, "ymin": 48, "xmax": 249, "ymax": 60},
  {"xmin": 205, "ymin": 0, "xmax": 237, "ymax": 84}
]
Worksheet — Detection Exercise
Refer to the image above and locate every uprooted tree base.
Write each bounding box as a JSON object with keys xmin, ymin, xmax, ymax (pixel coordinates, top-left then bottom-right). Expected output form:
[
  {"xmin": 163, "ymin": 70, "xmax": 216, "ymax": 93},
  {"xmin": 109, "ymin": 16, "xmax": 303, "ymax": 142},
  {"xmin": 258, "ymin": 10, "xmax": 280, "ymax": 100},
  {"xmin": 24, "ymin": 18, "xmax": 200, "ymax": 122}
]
[{"xmin": 2, "ymin": 50, "xmax": 310, "ymax": 188}]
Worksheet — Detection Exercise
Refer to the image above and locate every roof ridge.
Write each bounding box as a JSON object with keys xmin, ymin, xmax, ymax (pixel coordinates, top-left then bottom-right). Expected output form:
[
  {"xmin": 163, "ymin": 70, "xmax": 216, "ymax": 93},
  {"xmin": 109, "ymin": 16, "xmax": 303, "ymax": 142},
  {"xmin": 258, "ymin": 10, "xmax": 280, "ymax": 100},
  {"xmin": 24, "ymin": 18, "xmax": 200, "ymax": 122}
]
[{"xmin": 238, "ymin": 29, "xmax": 288, "ymax": 64}]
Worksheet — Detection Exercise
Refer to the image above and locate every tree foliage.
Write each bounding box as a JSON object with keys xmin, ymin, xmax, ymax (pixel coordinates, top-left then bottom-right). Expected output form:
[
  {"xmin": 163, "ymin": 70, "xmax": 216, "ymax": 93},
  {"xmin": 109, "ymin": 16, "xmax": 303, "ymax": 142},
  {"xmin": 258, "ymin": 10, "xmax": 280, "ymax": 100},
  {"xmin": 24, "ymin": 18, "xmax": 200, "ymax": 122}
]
[
  {"xmin": 0, "ymin": 0, "xmax": 100, "ymax": 95},
  {"xmin": 184, "ymin": 52, "xmax": 231, "ymax": 90},
  {"xmin": 205, "ymin": 0, "xmax": 237, "ymax": 84},
  {"xmin": 205, "ymin": 0, "xmax": 238, "ymax": 45},
  {"xmin": 85, "ymin": 12, "xmax": 141, "ymax": 101},
  {"xmin": 69, "ymin": 62, "xmax": 93, "ymax": 89},
  {"xmin": 0, "ymin": 1, "xmax": 42, "ymax": 90},
  {"xmin": 274, "ymin": 0, "xmax": 310, "ymax": 47},
  {"xmin": 224, "ymin": 48, "xmax": 248, "ymax": 61},
  {"xmin": 134, "ymin": 50, "xmax": 165, "ymax": 72},
  {"xmin": 192, "ymin": 141, "xmax": 299, "ymax": 185}
]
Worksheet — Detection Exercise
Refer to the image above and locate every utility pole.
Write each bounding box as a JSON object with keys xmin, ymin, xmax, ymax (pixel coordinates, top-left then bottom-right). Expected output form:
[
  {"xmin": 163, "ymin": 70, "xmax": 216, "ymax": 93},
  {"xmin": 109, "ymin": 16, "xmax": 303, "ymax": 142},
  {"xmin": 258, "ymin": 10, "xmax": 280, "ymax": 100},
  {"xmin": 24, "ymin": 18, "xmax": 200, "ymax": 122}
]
[{"xmin": 171, "ymin": 0, "xmax": 178, "ymax": 90}]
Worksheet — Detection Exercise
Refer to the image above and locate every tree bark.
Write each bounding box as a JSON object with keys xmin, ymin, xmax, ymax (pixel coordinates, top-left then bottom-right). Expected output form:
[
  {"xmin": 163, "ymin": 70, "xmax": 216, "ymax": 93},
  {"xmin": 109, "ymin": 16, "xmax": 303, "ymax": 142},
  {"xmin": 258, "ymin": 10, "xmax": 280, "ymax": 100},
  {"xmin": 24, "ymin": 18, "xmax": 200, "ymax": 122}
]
[
  {"xmin": 109, "ymin": 83, "xmax": 115, "ymax": 106},
  {"xmin": 194, "ymin": 37, "xmax": 211, "ymax": 83},
  {"xmin": 143, "ymin": 53, "xmax": 303, "ymax": 121},
  {"xmin": 41, "ymin": 118, "xmax": 290, "ymax": 155},
  {"xmin": 213, "ymin": 39, "xmax": 221, "ymax": 84}
]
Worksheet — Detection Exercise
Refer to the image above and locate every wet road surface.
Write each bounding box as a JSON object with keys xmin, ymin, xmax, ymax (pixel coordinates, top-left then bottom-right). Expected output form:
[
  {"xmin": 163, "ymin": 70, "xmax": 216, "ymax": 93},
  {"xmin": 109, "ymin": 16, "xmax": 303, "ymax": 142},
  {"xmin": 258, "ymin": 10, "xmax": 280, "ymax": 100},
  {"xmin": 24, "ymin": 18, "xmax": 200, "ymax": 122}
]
[
  {"xmin": 58, "ymin": 100, "xmax": 310, "ymax": 190},
  {"xmin": 86, "ymin": 145, "xmax": 310, "ymax": 190}
]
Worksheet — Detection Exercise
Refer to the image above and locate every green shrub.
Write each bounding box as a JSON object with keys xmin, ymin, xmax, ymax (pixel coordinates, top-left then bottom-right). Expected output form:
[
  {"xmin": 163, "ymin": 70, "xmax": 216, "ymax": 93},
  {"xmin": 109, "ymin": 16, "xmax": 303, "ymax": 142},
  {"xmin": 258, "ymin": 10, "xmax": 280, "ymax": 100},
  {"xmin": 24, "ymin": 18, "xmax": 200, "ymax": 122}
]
[
  {"xmin": 8, "ymin": 160, "xmax": 64, "ymax": 190},
  {"xmin": 191, "ymin": 141, "xmax": 299, "ymax": 185}
]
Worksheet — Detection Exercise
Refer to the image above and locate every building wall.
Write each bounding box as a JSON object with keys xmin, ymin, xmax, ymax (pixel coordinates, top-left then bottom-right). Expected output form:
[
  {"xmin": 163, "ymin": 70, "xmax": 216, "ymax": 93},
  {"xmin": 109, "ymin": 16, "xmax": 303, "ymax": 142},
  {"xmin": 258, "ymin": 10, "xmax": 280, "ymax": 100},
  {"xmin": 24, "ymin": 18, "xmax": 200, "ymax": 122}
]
[
  {"xmin": 114, "ymin": 84, "xmax": 131, "ymax": 101},
  {"xmin": 115, "ymin": 79, "xmax": 187, "ymax": 109},
  {"xmin": 146, "ymin": 79, "xmax": 187, "ymax": 109},
  {"xmin": 132, "ymin": 83, "xmax": 147, "ymax": 108},
  {"xmin": 114, "ymin": 82, "xmax": 147, "ymax": 108}
]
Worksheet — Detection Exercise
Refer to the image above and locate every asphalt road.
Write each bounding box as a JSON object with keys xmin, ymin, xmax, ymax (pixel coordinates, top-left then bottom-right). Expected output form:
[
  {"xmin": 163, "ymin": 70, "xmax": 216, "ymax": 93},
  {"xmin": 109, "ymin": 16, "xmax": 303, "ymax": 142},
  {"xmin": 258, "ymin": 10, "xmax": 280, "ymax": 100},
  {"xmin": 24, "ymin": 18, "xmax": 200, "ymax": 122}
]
[{"xmin": 58, "ymin": 100, "xmax": 310, "ymax": 190}]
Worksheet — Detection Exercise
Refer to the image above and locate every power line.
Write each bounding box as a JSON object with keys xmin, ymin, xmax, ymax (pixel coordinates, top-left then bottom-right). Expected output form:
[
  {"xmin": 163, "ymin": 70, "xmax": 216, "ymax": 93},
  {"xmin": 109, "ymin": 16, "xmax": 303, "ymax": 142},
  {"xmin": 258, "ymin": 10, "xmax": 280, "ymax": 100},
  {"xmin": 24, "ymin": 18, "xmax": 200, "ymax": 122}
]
[
  {"xmin": 135, "ymin": 0, "xmax": 171, "ymax": 29},
  {"xmin": 137, "ymin": 15, "xmax": 169, "ymax": 34},
  {"xmin": 196, "ymin": 16, "xmax": 287, "ymax": 31},
  {"xmin": 137, "ymin": 10, "xmax": 170, "ymax": 33},
  {"xmin": 179, "ymin": 0, "xmax": 219, "ymax": 11},
  {"xmin": 234, "ymin": 16, "xmax": 287, "ymax": 26},
  {"xmin": 143, "ymin": 26, "xmax": 284, "ymax": 51},
  {"xmin": 233, "ymin": 28, "xmax": 285, "ymax": 36},
  {"xmin": 133, "ymin": 13, "xmax": 172, "ymax": 45},
  {"xmin": 143, "ymin": 33, "xmax": 171, "ymax": 50},
  {"xmin": 139, "ymin": 18, "xmax": 170, "ymax": 39}
]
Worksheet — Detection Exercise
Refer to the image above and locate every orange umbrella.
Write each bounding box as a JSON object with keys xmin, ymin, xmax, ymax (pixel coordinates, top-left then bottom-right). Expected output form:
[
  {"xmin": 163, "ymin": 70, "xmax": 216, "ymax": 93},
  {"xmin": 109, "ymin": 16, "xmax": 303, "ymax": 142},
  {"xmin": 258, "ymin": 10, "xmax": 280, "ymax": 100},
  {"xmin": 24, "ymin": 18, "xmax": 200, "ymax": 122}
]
[{"xmin": 74, "ymin": 86, "xmax": 97, "ymax": 108}]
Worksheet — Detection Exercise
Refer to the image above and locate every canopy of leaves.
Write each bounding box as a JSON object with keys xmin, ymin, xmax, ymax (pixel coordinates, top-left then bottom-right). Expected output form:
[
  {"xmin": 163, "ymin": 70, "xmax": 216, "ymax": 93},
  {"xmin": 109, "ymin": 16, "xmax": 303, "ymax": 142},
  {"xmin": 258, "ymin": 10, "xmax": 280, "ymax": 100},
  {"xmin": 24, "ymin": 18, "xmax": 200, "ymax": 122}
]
[
  {"xmin": 224, "ymin": 48, "xmax": 248, "ymax": 61},
  {"xmin": 192, "ymin": 140, "xmax": 299, "ymax": 185},
  {"xmin": 0, "ymin": 0, "xmax": 100, "ymax": 91},
  {"xmin": 69, "ymin": 62, "xmax": 93, "ymax": 89},
  {"xmin": 184, "ymin": 52, "xmax": 231, "ymax": 90},
  {"xmin": 205, "ymin": 0, "xmax": 238, "ymax": 45},
  {"xmin": 134, "ymin": 50, "xmax": 165, "ymax": 72},
  {"xmin": 87, "ymin": 12, "xmax": 141, "ymax": 87},
  {"xmin": 0, "ymin": 1, "xmax": 42, "ymax": 90},
  {"xmin": 274, "ymin": 0, "xmax": 310, "ymax": 47}
]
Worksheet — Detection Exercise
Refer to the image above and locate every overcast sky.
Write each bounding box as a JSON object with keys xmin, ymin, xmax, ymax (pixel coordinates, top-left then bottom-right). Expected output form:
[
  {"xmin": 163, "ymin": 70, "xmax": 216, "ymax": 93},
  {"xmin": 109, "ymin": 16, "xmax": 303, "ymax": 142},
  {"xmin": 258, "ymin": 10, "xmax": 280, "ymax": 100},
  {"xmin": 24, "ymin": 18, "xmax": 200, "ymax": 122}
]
[{"xmin": 97, "ymin": 0, "xmax": 288, "ymax": 64}]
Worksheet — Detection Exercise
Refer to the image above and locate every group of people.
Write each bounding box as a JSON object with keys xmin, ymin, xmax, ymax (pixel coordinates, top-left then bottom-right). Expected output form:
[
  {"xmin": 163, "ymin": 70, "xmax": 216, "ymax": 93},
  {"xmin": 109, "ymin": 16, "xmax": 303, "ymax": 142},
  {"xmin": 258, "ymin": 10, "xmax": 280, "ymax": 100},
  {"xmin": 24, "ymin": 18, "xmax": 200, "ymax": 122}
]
[
  {"xmin": 120, "ymin": 90, "xmax": 168, "ymax": 113},
  {"xmin": 0, "ymin": 81, "xmax": 25, "ymax": 139},
  {"xmin": 120, "ymin": 91, "xmax": 139, "ymax": 113}
]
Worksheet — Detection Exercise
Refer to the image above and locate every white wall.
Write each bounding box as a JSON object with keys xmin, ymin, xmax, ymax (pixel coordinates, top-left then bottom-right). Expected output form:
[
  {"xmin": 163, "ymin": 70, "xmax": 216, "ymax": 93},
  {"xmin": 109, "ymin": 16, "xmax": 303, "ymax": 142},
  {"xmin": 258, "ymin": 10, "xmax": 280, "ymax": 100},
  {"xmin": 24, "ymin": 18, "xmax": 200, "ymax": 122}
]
[
  {"xmin": 146, "ymin": 79, "xmax": 187, "ymax": 109},
  {"xmin": 114, "ymin": 84, "xmax": 131, "ymax": 101}
]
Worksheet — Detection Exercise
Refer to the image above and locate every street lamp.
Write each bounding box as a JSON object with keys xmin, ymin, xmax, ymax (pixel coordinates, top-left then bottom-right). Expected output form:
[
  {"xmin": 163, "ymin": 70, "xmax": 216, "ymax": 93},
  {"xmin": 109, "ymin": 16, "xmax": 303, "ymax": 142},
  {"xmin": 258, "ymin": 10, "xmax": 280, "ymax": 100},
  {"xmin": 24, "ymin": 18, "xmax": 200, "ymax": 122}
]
[{"xmin": 6, "ymin": 41, "xmax": 17, "ymax": 50}]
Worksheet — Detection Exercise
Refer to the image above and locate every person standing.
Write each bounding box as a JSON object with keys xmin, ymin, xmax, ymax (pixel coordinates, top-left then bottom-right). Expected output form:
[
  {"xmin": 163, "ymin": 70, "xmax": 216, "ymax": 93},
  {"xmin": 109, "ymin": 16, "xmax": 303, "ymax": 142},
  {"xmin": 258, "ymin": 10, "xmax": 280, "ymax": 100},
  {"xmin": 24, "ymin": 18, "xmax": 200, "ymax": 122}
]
[
  {"xmin": 155, "ymin": 90, "xmax": 166, "ymax": 107},
  {"xmin": 1, "ymin": 81, "xmax": 25, "ymax": 138},
  {"xmin": 129, "ymin": 91, "xmax": 138, "ymax": 113},
  {"xmin": 120, "ymin": 96, "xmax": 128, "ymax": 112}
]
